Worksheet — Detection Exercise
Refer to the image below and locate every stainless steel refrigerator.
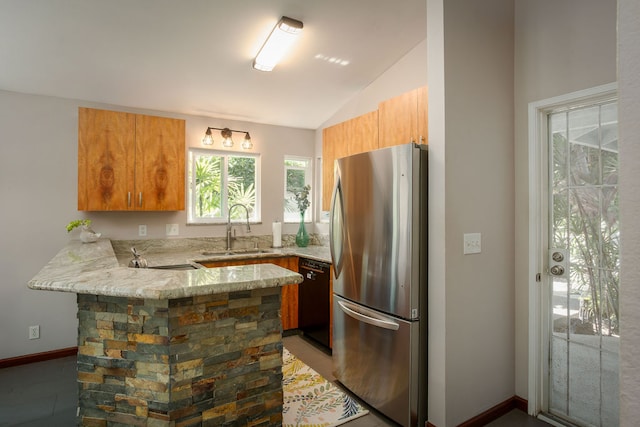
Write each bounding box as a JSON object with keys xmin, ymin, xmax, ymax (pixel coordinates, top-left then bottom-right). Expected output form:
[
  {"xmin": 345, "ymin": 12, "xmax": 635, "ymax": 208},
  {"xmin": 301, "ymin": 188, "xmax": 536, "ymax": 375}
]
[{"xmin": 330, "ymin": 142, "xmax": 428, "ymax": 427}]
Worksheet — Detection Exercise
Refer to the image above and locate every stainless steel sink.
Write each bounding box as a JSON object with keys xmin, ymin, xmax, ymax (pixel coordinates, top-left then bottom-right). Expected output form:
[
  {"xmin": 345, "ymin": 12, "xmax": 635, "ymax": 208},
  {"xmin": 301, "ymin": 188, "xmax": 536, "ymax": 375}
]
[
  {"xmin": 200, "ymin": 248, "xmax": 273, "ymax": 256},
  {"xmin": 147, "ymin": 264, "xmax": 200, "ymax": 270},
  {"xmin": 200, "ymin": 250, "xmax": 235, "ymax": 256},
  {"xmin": 231, "ymin": 248, "xmax": 273, "ymax": 255}
]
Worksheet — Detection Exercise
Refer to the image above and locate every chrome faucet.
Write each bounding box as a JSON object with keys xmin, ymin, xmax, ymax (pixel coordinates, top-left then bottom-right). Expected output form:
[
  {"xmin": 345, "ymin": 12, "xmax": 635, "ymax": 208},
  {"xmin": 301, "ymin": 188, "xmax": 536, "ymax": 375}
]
[{"xmin": 227, "ymin": 203, "xmax": 251, "ymax": 251}]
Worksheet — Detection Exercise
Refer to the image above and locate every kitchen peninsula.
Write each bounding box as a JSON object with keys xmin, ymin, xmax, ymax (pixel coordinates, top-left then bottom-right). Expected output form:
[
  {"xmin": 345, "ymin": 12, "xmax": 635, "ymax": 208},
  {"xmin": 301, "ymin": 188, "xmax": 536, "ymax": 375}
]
[{"xmin": 28, "ymin": 239, "xmax": 304, "ymax": 426}]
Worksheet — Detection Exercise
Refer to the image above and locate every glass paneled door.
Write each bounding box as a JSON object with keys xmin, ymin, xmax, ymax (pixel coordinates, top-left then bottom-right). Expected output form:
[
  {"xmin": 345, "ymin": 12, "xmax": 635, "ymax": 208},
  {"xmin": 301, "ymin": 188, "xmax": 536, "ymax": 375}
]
[{"xmin": 547, "ymin": 101, "xmax": 619, "ymax": 426}]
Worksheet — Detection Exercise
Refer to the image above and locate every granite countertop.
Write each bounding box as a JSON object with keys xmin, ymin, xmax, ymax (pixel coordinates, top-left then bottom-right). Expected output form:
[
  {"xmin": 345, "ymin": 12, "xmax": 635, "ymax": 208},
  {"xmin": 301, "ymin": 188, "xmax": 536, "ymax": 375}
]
[
  {"xmin": 127, "ymin": 244, "xmax": 332, "ymax": 268},
  {"xmin": 27, "ymin": 239, "xmax": 323, "ymax": 300}
]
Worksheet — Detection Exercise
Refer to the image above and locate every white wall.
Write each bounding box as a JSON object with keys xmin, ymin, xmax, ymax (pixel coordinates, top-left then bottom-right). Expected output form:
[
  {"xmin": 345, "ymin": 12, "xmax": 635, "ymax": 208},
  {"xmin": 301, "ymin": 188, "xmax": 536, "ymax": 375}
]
[
  {"xmin": 428, "ymin": 0, "xmax": 515, "ymax": 425},
  {"xmin": 618, "ymin": 0, "xmax": 640, "ymax": 424},
  {"xmin": 0, "ymin": 90, "xmax": 315, "ymax": 359},
  {"xmin": 513, "ymin": 0, "xmax": 617, "ymax": 399}
]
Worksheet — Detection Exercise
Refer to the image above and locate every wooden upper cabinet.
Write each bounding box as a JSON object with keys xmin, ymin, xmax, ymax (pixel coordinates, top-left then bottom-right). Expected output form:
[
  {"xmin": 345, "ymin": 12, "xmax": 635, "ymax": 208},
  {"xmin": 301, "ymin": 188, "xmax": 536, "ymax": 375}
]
[
  {"xmin": 378, "ymin": 85, "xmax": 428, "ymax": 148},
  {"xmin": 321, "ymin": 111, "xmax": 379, "ymax": 210},
  {"xmin": 321, "ymin": 123, "xmax": 342, "ymax": 212},
  {"xmin": 135, "ymin": 114, "xmax": 185, "ymax": 211},
  {"xmin": 78, "ymin": 108, "xmax": 185, "ymax": 211},
  {"xmin": 78, "ymin": 108, "xmax": 135, "ymax": 211},
  {"xmin": 346, "ymin": 110, "xmax": 379, "ymax": 156},
  {"xmin": 321, "ymin": 86, "xmax": 426, "ymax": 209}
]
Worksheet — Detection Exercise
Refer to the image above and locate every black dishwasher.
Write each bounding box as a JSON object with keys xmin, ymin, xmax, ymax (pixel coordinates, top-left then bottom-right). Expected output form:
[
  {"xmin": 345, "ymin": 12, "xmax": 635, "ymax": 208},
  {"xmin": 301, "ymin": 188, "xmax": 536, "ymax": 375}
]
[{"xmin": 298, "ymin": 258, "xmax": 331, "ymax": 349}]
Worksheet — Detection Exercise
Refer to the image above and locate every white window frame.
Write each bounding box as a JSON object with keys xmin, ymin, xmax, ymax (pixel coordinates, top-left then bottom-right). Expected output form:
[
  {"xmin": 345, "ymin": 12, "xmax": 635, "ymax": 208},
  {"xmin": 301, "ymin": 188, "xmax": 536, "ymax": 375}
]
[
  {"xmin": 188, "ymin": 148, "xmax": 261, "ymax": 225},
  {"xmin": 284, "ymin": 155, "xmax": 312, "ymax": 223}
]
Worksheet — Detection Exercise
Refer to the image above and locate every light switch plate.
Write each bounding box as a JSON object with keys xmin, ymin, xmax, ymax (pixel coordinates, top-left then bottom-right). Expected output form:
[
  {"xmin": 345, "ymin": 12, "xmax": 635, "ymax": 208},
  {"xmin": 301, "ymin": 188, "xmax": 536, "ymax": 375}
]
[
  {"xmin": 166, "ymin": 224, "xmax": 179, "ymax": 236},
  {"xmin": 463, "ymin": 233, "xmax": 482, "ymax": 255}
]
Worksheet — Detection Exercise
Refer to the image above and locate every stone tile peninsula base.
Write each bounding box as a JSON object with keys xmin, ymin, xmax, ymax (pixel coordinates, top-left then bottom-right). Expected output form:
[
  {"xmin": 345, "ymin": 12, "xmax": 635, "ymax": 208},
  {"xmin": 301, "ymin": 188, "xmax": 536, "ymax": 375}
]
[{"xmin": 77, "ymin": 288, "xmax": 283, "ymax": 426}]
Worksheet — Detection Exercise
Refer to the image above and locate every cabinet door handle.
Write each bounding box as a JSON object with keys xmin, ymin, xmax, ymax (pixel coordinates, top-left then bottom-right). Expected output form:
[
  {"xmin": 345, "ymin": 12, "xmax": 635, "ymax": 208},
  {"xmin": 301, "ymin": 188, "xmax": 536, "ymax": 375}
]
[
  {"xmin": 127, "ymin": 192, "xmax": 131, "ymax": 208},
  {"xmin": 138, "ymin": 192, "xmax": 143, "ymax": 207}
]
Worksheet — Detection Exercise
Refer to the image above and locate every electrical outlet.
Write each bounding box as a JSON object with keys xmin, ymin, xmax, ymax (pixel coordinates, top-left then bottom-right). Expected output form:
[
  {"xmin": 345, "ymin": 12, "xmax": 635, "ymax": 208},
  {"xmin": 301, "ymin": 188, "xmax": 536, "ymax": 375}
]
[
  {"xmin": 139, "ymin": 225, "xmax": 147, "ymax": 237},
  {"xmin": 166, "ymin": 224, "xmax": 179, "ymax": 236},
  {"xmin": 463, "ymin": 233, "xmax": 482, "ymax": 255},
  {"xmin": 29, "ymin": 325, "xmax": 40, "ymax": 340}
]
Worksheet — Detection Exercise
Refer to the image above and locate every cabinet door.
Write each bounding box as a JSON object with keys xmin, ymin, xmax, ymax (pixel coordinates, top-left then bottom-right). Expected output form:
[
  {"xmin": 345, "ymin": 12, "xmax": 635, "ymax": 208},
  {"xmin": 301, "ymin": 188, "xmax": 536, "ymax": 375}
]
[
  {"xmin": 321, "ymin": 123, "xmax": 344, "ymax": 211},
  {"xmin": 378, "ymin": 89, "xmax": 418, "ymax": 148},
  {"xmin": 321, "ymin": 112, "xmax": 378, "ymax": 210},
  {"xmin": 281, "ymin": 282, "xmax": 299, "ymax": 330},
  {"xmin": 345, "ymin": 110, "xmax": 378, "ymax": 156},
  {"xmin": 78, "ymin": 108, "xmax": 136, "ymax": 211},
  {"xmin": 135, "ymin": 115, "xmax": 185, "ymax": 211},
  {"xmin": 273, "ymin": 256, "xmax": 299, "ymax": 330}
]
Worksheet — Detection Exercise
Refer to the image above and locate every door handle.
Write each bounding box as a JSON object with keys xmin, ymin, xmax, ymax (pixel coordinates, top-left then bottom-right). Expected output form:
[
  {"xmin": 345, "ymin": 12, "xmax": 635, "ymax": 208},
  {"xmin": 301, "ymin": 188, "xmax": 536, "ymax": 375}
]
[
  {"xmin": 548, "ymin": 248, "xmax": 568, "ymax": 278},
  {"xmin": 329, "ymin": 175, "xmax": 344, "ymax": 277},
  {"xmin": 338, "ymin": 301, "xmax": 399, "ymax": 331}
]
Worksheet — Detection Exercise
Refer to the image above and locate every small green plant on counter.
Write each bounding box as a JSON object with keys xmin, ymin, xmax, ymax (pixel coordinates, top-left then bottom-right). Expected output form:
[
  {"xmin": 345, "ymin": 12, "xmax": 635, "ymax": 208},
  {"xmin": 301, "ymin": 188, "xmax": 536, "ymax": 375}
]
[{"xmin": 66, "ymin": 219, "xmax": 92, "ymax": 232}]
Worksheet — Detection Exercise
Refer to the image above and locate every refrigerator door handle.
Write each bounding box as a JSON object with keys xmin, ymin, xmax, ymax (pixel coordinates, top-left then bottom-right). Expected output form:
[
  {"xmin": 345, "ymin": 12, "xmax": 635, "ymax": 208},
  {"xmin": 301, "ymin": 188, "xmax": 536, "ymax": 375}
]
[
  {"xmin": 329, "ymin": 175, "xmax": 344, "ymax": 277},
  {"xmin": 338, "ymin": 300, "xmax": 400, "ymax": 331}
]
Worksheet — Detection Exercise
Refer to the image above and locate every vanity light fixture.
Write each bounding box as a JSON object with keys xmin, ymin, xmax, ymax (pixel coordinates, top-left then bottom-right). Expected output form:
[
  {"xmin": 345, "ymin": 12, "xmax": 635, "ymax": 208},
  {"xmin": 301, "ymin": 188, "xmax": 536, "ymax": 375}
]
[
  {"xmin": 202, "ymin": 127, "xmax": 253, "ymax": 150},
  {"xmin": 242, "ymin": 132, "xmax": 253, "ymax": 150},
  {"xmin": 253, "ymin": 16, "xmax": 303, "ymax": 72}
]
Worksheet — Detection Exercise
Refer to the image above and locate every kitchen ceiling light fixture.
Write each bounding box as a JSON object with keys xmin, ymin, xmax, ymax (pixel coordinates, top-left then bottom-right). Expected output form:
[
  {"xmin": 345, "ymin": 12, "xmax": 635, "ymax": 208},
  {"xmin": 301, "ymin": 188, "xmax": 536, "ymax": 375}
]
[
  {"xmin": 202, "ymin": 127, "xmax": 253, "ymax": 150},
  {"xmin": 253, "ymin": 16, "xmax": 303, "ymax": 72}
]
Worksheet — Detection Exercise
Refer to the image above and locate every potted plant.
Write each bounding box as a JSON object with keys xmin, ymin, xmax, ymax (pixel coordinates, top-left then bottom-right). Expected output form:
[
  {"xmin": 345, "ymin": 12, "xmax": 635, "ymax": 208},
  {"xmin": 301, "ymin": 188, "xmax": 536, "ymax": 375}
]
[{"xmin": 66, "ymin": 219, "xmax": 101, "ymax": 243}]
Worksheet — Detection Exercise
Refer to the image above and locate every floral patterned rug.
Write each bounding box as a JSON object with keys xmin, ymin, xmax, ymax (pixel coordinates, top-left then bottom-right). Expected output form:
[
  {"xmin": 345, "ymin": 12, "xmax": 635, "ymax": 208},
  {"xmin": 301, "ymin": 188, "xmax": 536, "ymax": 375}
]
[{"xmin": 282, "ymin": 348, "xmax": 369, "ymax": 427}]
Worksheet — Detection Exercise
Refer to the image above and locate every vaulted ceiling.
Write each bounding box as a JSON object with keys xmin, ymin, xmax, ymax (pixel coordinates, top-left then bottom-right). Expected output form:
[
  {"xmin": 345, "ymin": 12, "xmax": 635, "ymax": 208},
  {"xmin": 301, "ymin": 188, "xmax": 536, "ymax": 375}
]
[{"xmin": 0, "ymin": 0, "xmax": 427, "ymax": 129}]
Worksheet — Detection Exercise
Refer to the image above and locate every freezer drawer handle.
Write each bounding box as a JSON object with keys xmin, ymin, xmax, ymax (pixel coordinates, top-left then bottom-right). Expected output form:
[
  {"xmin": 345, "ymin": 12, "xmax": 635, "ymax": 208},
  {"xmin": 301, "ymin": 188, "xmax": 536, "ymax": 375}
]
[{"xmin": 338, "ymin": 301, "xmax": 400, "ymax": 331}]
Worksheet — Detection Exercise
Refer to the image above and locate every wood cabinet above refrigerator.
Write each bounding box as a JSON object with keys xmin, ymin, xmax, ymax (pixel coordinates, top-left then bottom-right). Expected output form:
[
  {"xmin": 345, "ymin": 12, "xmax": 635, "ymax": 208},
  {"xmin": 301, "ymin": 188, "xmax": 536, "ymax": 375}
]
[
  {"xmin": 321, "ymin": 85, "xmax": 427, "ymax": 210},
  {"xmin": 77, "ymin": 107, "xmax": 185, "ymax": 211},
  {"xmin": 321, "ymin": 110, "xmax": 378, "ymax": 210},
  {"xmin": 378, "ymin": 85, "xmax": 428, "ymax": 148}
]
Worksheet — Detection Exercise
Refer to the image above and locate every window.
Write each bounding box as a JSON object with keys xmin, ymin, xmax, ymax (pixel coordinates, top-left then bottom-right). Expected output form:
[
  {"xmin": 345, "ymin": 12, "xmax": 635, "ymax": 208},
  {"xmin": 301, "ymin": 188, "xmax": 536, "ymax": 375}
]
[
  {"xmin": 284, "ymin": 156, "xmax": 312, "ymax": 223},
  {"xmin": 188, "ymin": 149, "xmax": 260, "ymax": 224}
]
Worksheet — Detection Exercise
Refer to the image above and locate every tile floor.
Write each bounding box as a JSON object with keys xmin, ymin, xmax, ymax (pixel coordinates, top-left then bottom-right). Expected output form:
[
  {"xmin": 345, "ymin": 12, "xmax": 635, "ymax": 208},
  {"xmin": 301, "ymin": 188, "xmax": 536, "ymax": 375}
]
[
  {"xmin": 0, "ymin": 334, "xmax": 551, "ymax": 426},
  {"xmin": 0, "ymin": 356, "xmax": 77, "ymax": 426}
]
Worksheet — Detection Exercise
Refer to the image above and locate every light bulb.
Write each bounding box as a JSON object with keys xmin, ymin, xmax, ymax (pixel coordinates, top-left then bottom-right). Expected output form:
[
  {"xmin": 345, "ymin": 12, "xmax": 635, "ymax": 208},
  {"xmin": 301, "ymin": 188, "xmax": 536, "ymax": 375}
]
[
  {"xmin": 242, "ymin": 133, "xmax": 253, "ymax": 149},
  {"xmin": 202, "ymin": 128, "xmax": 214, "ymax": 145}
]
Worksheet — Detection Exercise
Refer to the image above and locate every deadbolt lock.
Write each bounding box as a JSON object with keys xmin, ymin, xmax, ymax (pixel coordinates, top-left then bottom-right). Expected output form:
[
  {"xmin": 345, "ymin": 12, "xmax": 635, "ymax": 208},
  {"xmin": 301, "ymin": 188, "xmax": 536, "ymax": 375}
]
[{"xmin": 548, "ymin": 248, "xmax": 568, "ymax": 278}]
